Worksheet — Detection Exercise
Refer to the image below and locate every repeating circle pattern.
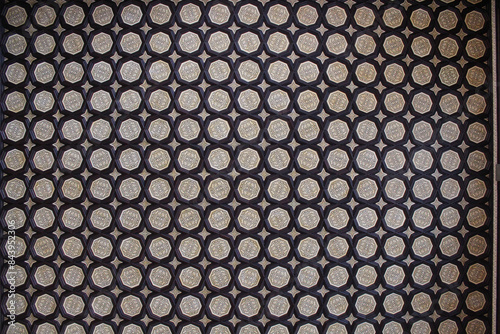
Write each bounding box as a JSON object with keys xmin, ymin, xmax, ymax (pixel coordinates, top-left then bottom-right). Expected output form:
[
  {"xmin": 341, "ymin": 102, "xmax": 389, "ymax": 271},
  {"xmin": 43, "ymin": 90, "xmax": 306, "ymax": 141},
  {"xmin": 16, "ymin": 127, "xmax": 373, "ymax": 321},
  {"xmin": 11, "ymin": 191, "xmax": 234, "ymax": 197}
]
[{"xmin": 0, "ymin": 1, "xmax": 493, "ymax": 334}]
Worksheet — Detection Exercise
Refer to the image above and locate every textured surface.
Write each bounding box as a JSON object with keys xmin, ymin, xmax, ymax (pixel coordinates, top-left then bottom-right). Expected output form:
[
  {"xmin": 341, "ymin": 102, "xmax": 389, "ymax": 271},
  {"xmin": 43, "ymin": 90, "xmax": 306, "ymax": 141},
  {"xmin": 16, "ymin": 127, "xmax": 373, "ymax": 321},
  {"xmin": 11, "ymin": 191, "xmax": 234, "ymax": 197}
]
[{"xmin": 0, "ymin": 0, "xmax": 494, "ymax": 333}]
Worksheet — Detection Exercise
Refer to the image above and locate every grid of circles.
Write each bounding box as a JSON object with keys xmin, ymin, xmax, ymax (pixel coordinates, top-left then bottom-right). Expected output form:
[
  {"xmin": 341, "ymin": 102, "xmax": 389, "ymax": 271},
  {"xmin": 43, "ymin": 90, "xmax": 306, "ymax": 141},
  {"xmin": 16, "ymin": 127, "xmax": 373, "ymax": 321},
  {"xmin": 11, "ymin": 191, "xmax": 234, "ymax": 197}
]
[{"xmin": 0, "ymin": 0, "xmax": 493, "ymax": 333}]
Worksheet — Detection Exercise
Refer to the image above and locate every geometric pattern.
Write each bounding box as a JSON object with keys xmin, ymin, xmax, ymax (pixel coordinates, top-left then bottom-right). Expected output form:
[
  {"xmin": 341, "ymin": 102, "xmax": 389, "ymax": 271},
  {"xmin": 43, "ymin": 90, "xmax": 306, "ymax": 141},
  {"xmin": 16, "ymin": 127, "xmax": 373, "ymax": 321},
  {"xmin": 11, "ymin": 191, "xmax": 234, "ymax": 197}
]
[{"xmin": 0, "ymin": 1, "xmax": 493, "ymax": 333}]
